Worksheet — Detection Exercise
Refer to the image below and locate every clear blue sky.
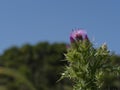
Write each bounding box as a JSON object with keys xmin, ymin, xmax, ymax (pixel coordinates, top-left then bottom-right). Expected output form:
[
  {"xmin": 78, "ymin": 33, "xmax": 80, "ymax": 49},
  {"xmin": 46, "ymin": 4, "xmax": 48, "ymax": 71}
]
[{"xmin": 0, "ymin": 0, "xmax": 120, "ymax": 54}]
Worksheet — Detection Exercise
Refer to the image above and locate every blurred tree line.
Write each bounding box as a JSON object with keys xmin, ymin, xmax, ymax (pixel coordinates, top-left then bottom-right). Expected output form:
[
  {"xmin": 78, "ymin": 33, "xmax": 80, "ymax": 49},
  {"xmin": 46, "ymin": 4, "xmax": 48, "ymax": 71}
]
[{"xmin": 0, "ymin": 42, "xmax": 120, "ymax": 90}]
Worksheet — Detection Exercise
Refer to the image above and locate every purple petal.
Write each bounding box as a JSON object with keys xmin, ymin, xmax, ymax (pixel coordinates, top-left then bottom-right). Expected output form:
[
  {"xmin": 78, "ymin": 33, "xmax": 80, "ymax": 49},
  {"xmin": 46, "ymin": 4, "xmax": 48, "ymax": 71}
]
[{"xmin": 76, "ymin": 30, "xmax": 87, "ymax": 39}]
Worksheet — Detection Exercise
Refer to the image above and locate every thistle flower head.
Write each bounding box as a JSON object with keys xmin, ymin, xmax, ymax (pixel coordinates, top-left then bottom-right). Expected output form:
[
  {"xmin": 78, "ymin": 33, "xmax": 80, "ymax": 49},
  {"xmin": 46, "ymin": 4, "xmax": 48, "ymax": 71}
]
[{"xmin": 70, "ymin": 29, "xmax": 89, "ymax": 43}]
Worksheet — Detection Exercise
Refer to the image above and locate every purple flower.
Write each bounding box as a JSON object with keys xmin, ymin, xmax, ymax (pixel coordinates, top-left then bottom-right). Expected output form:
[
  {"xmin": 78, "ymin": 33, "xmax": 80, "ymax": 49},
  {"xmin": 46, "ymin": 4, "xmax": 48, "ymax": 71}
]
[{"xmin": 70, "ymin": 29, "xmax": 89, "ymax": 43}]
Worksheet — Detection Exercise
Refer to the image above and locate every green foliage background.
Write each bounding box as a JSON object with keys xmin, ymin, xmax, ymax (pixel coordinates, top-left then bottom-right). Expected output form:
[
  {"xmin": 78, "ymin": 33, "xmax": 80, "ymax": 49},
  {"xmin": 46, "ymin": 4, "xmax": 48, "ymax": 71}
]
[{"xmin": 0, "ymin": 42, "xmax": 120, "ymax": 90}]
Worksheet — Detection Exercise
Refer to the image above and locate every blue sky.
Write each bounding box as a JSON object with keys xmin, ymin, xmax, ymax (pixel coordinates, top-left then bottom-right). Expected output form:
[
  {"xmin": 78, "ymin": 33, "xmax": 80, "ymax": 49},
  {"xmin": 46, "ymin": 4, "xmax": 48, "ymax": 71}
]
[{"xmin": 0, "ymin": 0, "xmax": 120, "ymax": 54}]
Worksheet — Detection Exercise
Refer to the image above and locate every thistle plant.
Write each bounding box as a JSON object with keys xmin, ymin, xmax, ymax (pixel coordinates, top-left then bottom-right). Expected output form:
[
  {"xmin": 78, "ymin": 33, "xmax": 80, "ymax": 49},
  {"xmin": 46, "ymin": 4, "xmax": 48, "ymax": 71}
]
[{"xmin": 61, "ymin": 29, "xmax": 120, "ymax": 90}]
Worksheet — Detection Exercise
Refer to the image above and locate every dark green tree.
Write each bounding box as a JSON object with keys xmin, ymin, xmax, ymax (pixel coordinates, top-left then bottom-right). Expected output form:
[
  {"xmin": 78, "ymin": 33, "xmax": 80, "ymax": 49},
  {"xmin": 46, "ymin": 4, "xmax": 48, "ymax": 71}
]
[{"xmin": 0, "ymin": 42, "xmax": 72, "ymax": 90}]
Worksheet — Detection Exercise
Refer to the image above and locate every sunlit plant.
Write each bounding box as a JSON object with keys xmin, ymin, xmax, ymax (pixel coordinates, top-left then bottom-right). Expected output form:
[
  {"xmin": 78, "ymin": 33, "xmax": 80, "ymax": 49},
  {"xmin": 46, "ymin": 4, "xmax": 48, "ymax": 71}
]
[{"xmin": 60, "ymin": 29, "xmax": 120, "ymax": 90}]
